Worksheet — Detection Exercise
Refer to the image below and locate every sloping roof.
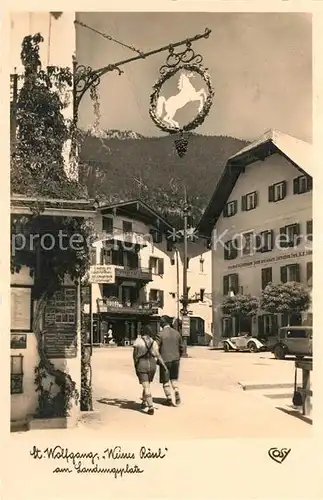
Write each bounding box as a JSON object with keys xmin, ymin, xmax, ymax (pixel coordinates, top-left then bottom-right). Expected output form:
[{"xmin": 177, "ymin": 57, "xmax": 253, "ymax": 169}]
[
  {"xmin": 196, "ymin": 129, "xmax": 313, "ymax": 238},
  {"xmin": 99, "ymin": 199, "xmax": 174, "ymax": 231},
  {"xmin": 11, "ymin": 195, "xmax": 96, "ymax": 217}
]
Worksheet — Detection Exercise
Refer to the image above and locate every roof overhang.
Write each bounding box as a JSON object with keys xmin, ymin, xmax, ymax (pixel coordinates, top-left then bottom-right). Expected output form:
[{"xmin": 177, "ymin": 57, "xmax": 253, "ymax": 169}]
[
  {"xmin": 196, "ymin": 130, "xmax": 312, "ymax": 239},
  {"xmin": 11, "ymin": 196, "xmax": 96, "ymax": 218},
  {"xmin": 99, "ymin": 199, "xmax": 174, "ymax": 232}
]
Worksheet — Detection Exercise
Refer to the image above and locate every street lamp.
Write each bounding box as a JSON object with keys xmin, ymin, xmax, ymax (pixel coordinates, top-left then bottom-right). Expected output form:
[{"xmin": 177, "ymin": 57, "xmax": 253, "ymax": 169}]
[{"xmin": 180, "ymin": 188, "xmax": 192, "ymax": 358}]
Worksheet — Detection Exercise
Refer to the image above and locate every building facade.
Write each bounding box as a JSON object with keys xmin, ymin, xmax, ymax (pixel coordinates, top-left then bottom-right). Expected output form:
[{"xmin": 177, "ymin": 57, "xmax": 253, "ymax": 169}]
[
  {"xmin": 85, "ymin": 200, "xmax": 212, "ymax": 345},
  {"xmin": 197, "ymin": 130, "xmax": 313, "ymax": 346}
]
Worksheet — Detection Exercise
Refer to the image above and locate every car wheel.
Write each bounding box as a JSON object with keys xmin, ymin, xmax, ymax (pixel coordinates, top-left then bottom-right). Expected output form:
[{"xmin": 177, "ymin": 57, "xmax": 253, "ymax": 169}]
[
  {"xmin": 247, "ymin": 341, "xmax": 258, "ymax": 353},
  {"xmin": 274, "ymin": 344, "xmax": 286, "ymax": 360},
  {"xmin": 223, "ymin": 342, "xmax": 230, "ymax": 352}
]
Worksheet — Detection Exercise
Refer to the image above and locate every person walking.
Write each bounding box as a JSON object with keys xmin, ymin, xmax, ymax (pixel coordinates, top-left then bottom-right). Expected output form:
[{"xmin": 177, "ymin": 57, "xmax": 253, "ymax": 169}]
[
  {"xmin": 156, "ymin": 315, "xmax": 184, "ymax": 406},
  {"xmin": 132, "ymin": 324, "xmax": 169, "ymax": 415}
]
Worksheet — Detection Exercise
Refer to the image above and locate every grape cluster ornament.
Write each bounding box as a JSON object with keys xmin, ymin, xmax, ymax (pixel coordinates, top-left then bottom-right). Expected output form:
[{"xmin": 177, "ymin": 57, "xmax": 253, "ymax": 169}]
[{"xmin": 149, "ymin": 36, "xmax": 215, "ymax": 157}]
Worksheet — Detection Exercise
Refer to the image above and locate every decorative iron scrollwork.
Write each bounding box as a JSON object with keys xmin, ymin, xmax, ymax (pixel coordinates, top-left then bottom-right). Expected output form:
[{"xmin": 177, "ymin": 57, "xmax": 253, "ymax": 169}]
[{"xmin": 160, "ymin": 41, "xmax": 204, "ymax": 75}]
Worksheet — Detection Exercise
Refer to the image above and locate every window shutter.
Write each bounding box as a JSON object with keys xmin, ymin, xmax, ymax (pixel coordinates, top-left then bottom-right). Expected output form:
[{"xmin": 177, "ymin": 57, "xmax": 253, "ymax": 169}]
[
  {"xmin": 256, "ymin": 233, "xmax": 262, "ymax": 253},
  {"xmin": 159, "ymin": 290, "xmax": 164, "ymax": 308},
  {"xmin": 282, "ymin": 181, "xmax": 287, "ymax": 199},
  {"xmin": 158, "ymin": 258, "xmax": 164, "ymax": 275},
  {"xmin": 224, "ymin": 245, "xmax": 229, "ymax": 260},
  {"xmin": 293, "ymin": 177, "xmax": 299, "ymax": 194},
  {"xmin": 241, "ymin": 195, "xmax": 247, "ymax": 211},
  {"xmin": 233, "ymin": 238, "xmax": 239, "ymax": 259},
  {"xmin": 232, "ymin": 274, "xmax": 239, "ymax": 294},
  {"xmin": 223, "ymin": 276, "xmax": 229, "ymax": 295},
  {"xmin": 268, "ymin": 185, "xmax": 274, "ymax": 202},
  {"xmin": 269, "ymin": 230, "xmax": 274, "ymax": 250},
  {"xmin": 223, "ymin": 204, "xmax": 228, "ymax": 218},
  {"xmin": 295, "ymin": 264, "xmax": 301, "ymax": 282},
  {"xmin": 233, "ymin": 200, "xmax": 238, "ymax": 215},
  {"xmin": 148, "ymin": 257, "xmax": 153, "ymax": 271},
  {"xmin": 307, "ymin": 261, "xmax": 313, "ymax": 282},
  {"xmin": 272, "ymin": 314, "xmax": 278, "ymax": 335},
  {"xmin": 258, "ymin": 315, "xmax": 264, "ymax": 336},
  {"xmin": 280, "ymin": 266, "xmax": 288, "ymax": 283},
  {"xmin": 148, "ymin": 289, "xmax": 153, "ymax": 302},
  {"xmin": 279, "ymin": 227, "xmax": 287, "ymax": 248},
  {"xmin": 307, "ymin": 176, "xmax": 313, "ymax": 191},
  {"xmin": 166, "ymin": 239, "xmax": 173, "ymax": 252},
  {"xmin": 261, "ymin": 269, "xmax": 266, "ymax": 290},
  {"xmin": 307, "ymin": 220, "xmax": 313, "ymax": 241},
  {"xmin": 268, "ymin": 267, "xmax": 273, "ymax": 284},
  {"xmin": 295, "ymin": 223, "xmax": 301, "ymax": 246},
  {"xmin": 100, "ymin": 248, "xmax": 104, "ymax": 265},
  {"xmin": 254, "ymin": 191, "xmax": 258, "ymax": 208}
]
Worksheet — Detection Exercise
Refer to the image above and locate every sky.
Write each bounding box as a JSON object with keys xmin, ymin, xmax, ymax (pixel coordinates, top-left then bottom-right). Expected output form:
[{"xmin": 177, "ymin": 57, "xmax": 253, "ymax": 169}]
[{"xmin": 76, "ymin": 12, "xmax": 312, "ymax": 142}]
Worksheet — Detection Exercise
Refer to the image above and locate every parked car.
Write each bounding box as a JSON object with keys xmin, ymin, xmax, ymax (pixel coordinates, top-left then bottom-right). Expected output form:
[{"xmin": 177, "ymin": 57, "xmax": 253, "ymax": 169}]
[
  {"xmin": 271, "ymin": 326, "xmax": 313, "ymax": 360},
  {"xmin": 222, "ymin": 334, "xmax": 266, "ymax": 353}
]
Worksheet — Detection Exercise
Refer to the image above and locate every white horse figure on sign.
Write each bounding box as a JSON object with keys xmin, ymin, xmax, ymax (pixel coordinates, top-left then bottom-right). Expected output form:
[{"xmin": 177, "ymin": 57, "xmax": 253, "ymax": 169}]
[{"xmin": 156, "ymin": 71, "xmax": 207, "ymax": 128}]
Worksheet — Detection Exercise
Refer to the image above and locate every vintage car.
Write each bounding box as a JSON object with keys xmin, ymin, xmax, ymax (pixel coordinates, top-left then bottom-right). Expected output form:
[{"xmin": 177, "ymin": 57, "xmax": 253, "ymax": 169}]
[
  {"xmin": 271, "ymin": 326, "xmax": 313, "ymax": 360},
  {"xmin": 222, "ymin": 334, "xmax": 266, "ymax": 353}
]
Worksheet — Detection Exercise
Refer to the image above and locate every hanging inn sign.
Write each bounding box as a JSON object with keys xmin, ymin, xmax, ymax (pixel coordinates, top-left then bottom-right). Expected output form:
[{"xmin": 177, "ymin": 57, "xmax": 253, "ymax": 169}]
[{"xmin": 149, "ymin": 30, "xmax": 215, "ymax": 157}]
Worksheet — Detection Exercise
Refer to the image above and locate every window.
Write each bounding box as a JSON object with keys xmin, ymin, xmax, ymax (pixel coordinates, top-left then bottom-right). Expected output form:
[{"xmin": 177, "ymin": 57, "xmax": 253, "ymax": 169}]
[
  {"xmin": 149, "ymin": 289, "xmax": 164, "ymax": 308},
  {"xmin": 170, "ymin": 292, "xmax": 176, "ymax": 299},
  {"xmin": 241, "ymin": 191, "xmax": 258, "ymax": 211},
  {"xmin": 200, "ymin": 289, "xmax": 205, "ymax": 301},
  {"xmin": 280, "ymin": 264, "xmax": 301, "ymax": 283},
  {"xmin": 258, "ymin": 314, "xmax": 278, "ymax": 336},
  {"xmin": 186, "ymin": 258, "xmax": 190, "ymax": 269},
  {"xmin": 307, "ymin": 261, "xmax": 312, "ymax": 286},
  {"xmin": 199, "ymin": 257, "xmax": 204, "ymax": 273},
  {"xmin": 268, "ymin": 181, "xmax": 287, "ymax": 202},
  {"xmin": 241, "ymin": 231, "xmax": 255, "ymax": 256},
  {"xmin": 102, "ymin": 217, "xmax": 113, "ymax": 233},
  {"xmin": 90, "ymin": 247, "xmax": 97, "ymax": 265},
  {"xmin": 293, "ymin": 175, "xmax": 312, "ymax": 195},
  {"xmin": 122, "ymin": 220, "xmax": 132, "ymax": 233},
  {"xmin": 111, "ymin": 248, "xmax": 124, "ymax": 266},
  {"xmin": 149, "ymin": 229, "xmax": 162, "ymax": 244},
  {"xmin": 261, "ymin": 267, "xmax": 272, "ymax": 290},
  {"xmin": 223, "ymin": 200, "xmax": 238, "ymax": 218},
  {"xmin": 170, "ymin": 257, "xmax": 175, "ymax": 266},
  {"xmin": 223, "ymin": 274, "xmax": 239, "ymax": 295},
  {"xmin": 166, "ymin": 239, "xmax": 173, "ymax": 252},
  {"xmin": 149, "ymin": 257, "xmax": 164, "ymax": 275},
  {"xmin": 224, "ymin": 239, "xmax": 238, "ymax": 260},
  {"xmin": 11, "ymin": 355, "xmax": 23, "ymax": 394},
  {"xmin": 286, "ymin": 328, "xmax": 307, "ymax": 339},
  {"xmin": 257, "ymin": 230, "xmax": 274, "ymax": 253},
  {"xmin": 279, "ymin": 224, "xmax": 300, "ymax": 248},
  {"xmin": 222, "ymin": 317, "xmax": 233, "ymax": 338},
  {"xmin": 306, "ymin": 220, "xmax": 313, "ymax": 242}
]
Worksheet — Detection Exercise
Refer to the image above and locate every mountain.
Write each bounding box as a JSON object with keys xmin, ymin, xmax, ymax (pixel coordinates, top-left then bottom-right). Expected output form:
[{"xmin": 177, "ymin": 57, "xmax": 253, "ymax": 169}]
[{"xmin": 79, "ymin": 130, "xmax": 248, "ymax": 227}]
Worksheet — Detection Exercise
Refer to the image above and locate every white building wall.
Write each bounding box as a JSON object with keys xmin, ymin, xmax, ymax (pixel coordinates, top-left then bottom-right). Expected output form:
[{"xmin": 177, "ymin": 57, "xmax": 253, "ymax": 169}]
[{"xmin": 211, "ymin": 153, "xmax": 312, "ymax": 345}]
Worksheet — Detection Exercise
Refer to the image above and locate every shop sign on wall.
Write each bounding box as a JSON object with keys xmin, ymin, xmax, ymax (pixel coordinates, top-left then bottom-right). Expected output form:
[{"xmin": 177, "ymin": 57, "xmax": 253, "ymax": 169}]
[
  {"xmin": 228, "ymin": 249, "xmax": 312, "ymax": 271},
  {"xmin": 89, "ymin": 265, "xmax": 115, "ymax": 284},
  {"xmin": 43, "ymin": 287, "xmax": 77, "ymax": 359}
]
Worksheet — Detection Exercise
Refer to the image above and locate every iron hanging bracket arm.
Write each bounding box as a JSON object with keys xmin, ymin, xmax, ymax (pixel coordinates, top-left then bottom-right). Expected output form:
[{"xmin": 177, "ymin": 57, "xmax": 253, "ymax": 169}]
[{"xmin": 73, "ymin": 27, "xmax": 211, "ymax": 122}]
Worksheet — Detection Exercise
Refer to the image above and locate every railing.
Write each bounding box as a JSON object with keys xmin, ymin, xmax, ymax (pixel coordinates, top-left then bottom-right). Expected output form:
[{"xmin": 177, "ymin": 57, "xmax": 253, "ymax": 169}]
[{"xmin": 97, "ymin": 298, "xmax": 159, "ymax": 315}]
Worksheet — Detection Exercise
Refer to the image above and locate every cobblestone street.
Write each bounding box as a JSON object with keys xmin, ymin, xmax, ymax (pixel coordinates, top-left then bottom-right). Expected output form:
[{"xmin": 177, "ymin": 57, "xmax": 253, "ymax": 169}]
[{"xmin": 78, "ymin": 347, "xmax": 312, "ymax": 438}]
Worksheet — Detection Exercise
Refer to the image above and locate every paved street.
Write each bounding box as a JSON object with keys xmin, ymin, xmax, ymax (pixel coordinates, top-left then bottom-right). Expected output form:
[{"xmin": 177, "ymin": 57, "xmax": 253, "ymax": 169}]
[{"xmin": 78, "ymin": 346, "xmax": 312, "ymax": 438}]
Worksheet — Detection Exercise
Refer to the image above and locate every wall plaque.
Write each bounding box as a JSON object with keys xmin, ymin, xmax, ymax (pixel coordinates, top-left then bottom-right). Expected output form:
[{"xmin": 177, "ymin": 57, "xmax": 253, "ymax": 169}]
[
  {"xmin": 11, "ymin": 286, "xmax": 32, "ymax": 332},
  {"xmin": 43, "ymin": 287, "xmax": 77, "ymax": 359}
]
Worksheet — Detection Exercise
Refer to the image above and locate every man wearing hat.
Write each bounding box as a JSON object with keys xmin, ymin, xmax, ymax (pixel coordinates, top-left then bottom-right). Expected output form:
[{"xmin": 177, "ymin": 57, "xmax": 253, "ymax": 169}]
[{"xmin": 156, "ymin": 315, "xmax": 184, "ymax": 406}]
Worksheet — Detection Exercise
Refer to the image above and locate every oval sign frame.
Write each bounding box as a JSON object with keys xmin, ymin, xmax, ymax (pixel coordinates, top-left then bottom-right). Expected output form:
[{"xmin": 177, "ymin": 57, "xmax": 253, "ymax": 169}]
[{"xmin": 149, "ymin": 63, "xmax": 215, "ymax": 134}]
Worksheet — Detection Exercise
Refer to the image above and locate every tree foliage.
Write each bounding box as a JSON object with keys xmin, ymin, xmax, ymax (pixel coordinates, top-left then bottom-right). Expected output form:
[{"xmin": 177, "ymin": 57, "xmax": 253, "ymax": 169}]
[
  {"xmin": 11, "ymin": 33, "xmax": 84, "ymax": 199},
  {"xmin": 10, "ymin": 33, "xmax": 94, "ymax": 416},
  {"xmin": 221, "ymin": 293, "xmax": 259, "ymax": 317},
  {"xmin": 260, "ymin": 282, "xmax": 311, "ymax": 314}
]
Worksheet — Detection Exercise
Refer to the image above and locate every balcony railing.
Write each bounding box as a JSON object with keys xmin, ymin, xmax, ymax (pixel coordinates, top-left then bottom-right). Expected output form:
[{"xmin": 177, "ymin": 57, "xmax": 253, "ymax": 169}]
[{"xmin": 97, "ymin": 298, "xmax": 159, "ymax": 315}]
